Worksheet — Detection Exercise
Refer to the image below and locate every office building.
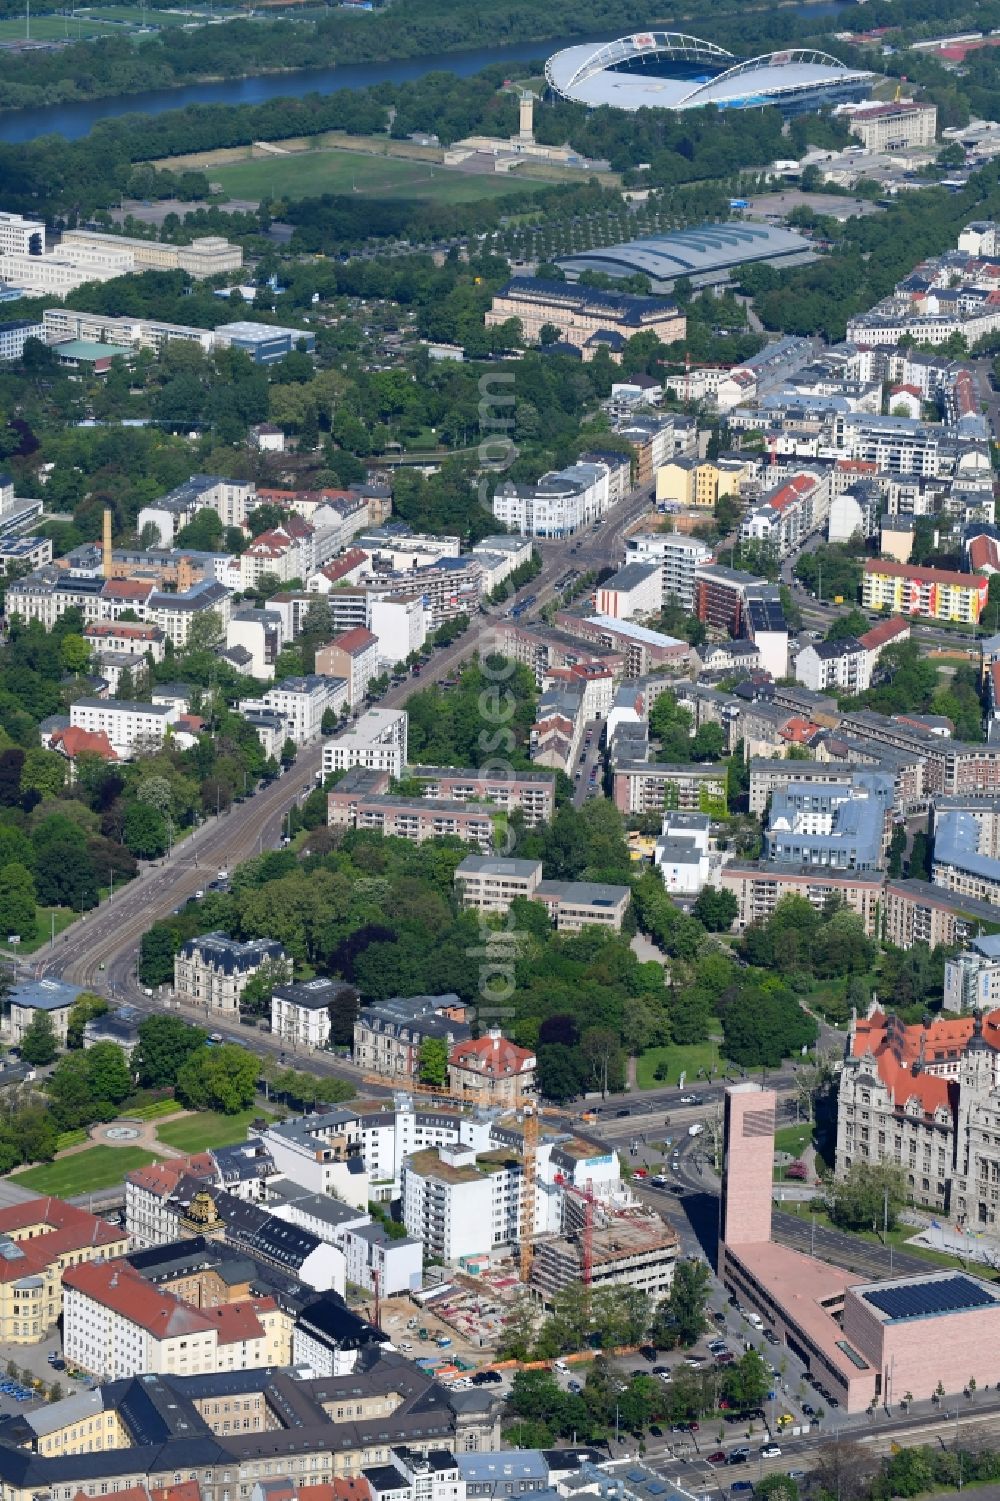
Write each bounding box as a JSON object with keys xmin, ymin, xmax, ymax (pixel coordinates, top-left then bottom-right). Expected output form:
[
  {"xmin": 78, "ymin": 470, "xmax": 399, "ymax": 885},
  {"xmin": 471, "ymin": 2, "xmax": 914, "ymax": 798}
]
[
  {"xmin": 844, "ymin": 99, "xmax": 937, "ymax": 151},
  {"xmin": 485, "ymin": 278, "xmax": 684, "ymax": 350}
]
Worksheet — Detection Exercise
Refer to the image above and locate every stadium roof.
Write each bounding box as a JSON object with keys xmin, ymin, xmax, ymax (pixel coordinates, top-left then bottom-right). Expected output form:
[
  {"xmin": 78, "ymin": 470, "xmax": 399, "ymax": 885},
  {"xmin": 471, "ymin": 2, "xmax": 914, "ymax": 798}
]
[
  {"xmin": 545, "ymin": 33, "xmax": 873, "ymax": 112},
  {"xmin": 557, "ymin": 221, "xmax": 815, "ymax": 292}
]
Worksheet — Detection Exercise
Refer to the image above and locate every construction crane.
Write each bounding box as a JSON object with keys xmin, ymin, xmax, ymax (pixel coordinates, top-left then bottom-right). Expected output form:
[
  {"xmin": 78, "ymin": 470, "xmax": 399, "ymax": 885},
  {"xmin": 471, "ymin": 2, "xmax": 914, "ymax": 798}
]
[{"xmin": 520, "ymin": 1103, "xmax": 539, "ymax": 1285}]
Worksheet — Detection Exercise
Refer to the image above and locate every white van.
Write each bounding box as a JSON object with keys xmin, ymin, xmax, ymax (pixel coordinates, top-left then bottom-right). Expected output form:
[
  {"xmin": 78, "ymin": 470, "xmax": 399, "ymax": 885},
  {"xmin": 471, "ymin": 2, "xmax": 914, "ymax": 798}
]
[
  {"xmin": 688, "ymin": 1122, "xmax": 705, "ymax": 1137},
  {"xmin": 746, "ymin": 1312, "xmax": 764, "ymax": 1330},
  {"xmin": 553, "ymin": 1360, "xmax": 570, "ymax": 1374}
]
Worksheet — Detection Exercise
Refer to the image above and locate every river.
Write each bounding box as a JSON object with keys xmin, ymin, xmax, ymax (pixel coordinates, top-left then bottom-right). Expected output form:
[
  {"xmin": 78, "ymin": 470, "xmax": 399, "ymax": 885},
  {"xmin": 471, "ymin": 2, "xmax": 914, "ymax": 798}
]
[{"xmin": 0, "ymin": 0, "xmax": 848, "ymax": 145}]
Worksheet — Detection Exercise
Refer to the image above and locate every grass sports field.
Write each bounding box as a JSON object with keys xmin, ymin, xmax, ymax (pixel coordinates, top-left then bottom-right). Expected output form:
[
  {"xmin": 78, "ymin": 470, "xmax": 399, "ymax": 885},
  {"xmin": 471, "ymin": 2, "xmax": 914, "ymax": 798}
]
[
  {"xmin": 212, "ymin": 148, "xmax": 551, "ymax": 204},
  {"xmin": 15, "ymin": 1146, "xmax": 159, "ymax": 1196}
]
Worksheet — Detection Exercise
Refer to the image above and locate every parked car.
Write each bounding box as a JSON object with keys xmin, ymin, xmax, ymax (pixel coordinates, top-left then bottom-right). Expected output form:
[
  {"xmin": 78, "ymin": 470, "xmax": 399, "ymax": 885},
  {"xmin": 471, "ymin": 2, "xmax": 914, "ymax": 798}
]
[
  {"xmin": 707, "ymin": 1452, "xmax": 727, "ymax": 1465},
  {"xmin": 760, "ymin": 1446, "xmax": 782, "ymax": 1459}
]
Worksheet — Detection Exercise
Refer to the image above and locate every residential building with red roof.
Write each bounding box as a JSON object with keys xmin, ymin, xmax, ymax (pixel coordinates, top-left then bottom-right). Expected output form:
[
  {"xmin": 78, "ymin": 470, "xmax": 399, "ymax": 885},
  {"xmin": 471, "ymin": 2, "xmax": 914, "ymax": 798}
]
[
  {"xmin": 967, "ymin": 532, "xmax": 1000, "ymax": 576},
  {"xmin": 315, "ymin": 628, "xmax": 379, "ymax": 707},
  {"xmin": 740, "ymin": 471, "xmax": 831, "ymax": 558},
  {"xmin": 49, "ymin": 725, "xmax": 118, "ymax": 766},
  {"xmin": 447, "ymin": 1029, "xmax": 536, "ymax": 1106},
  {"xmin": 63, "ymin": 1257, "xmax": 289, "ymax": 1379},
  {"xmin": 862, "ymin": 557, "xmax": 989, "ymax": 623},
  {"xmin": 125, "ymin": 1155, "xmax": 217, "ymax": 1248},
  {"xmin": 0, "ymin": 1197, "xmax": 128, "ymax": 1344}
]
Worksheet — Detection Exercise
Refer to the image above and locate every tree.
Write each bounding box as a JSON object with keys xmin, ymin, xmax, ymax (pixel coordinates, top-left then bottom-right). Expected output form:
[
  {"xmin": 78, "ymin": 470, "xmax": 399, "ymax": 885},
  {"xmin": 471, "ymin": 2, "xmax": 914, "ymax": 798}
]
[
  {"xmin": 20, "ymin": 748, "xmax": 65, "ymax": 801},
  {"xmin": 536, "ymin": 1042, "xmax": 586, "ymax": 1103},
  {"xmin": 828, "ymin": 1161, "xmax": 907, "ymax": 1233},
  {"xmin": 184, "ymin": 609, "xmax": 225, "ymax": 656},
  {"xmin": 240, "ymin": 955, "xmax": 293, "ymax": 1018},
  {"xmin": 691, "ymin": 885, "xmax": 738, "ymax": 932},
  {"xmin": 176, "ymin": 1043, "xmax": 259, "ymax": 1112},
  {"xmin": 0, "ymin": 863, "xmax": 36, "ymax": 941},
  {"xmin": 135, "ymin": 1015, "xmax": 206, "ymax": 1088},
  {"xmin": 327, "ymin": 984, "xmax": 360, "ymax": 1047},
  {"xmin": 138, "ymin": 923, "xmax": 180, "ymax": 987},
  {"xmin": 66, "ymin": 992, "xmax": 109, "ymax": 1049},
  {"xmin": 651, "ymin": 1258, "xmax": 711, "ymax": 1348},
  {"xmin": 755, "ymin": 1478, "xmax": 798, "ymax": 1501},
  {"xmin": 281, "ymin": 738, "xmax": 297, "ymax": 768},
  {"xmin": 84, "ymin": 1042, "xmax": 132, "ymax": 1109},
  {"xmin": 124, "ymin": 801, "xmax": 168, "ymax": 860},
  {"xmin": 20, "ymin": 1011, "xmax": 58, "ymax": 1065},
  {"xmin": 811, "ymin": 1436, "xmax": 876, "ymax": 1501},
  {"xmin": 321, "ymin": 706, "xmax": 337, "ymax": 735},
  {"xmin": 418, "ymin": 1036, "xmax": 448, "ymax": 1086},
  {"xmin": 33, "ymin": 837, "xmax": 98, "ymax": 911}
]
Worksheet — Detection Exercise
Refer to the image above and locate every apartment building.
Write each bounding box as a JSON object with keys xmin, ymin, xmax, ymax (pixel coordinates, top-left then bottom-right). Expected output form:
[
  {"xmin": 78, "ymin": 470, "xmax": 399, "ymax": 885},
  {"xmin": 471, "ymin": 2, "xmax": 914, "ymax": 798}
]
[
  {"xmin": 485, "ymin": 277, "xmax": 684, "ymax": 350},
  {"xmin": 795, "ymin": 636, "xmax": 870, "ymax": 694},
  {"xmin": 342, "ymin": 1225, "xmax": 423, "ymax": 1298},
  {"xmin": 0, "ymin": 212, "xmax": 44, "ymax": 256},
  {"xmin": 933, "ymin": 808, "xmax": 1000, "ymax": 906},
  {"xmin": 137, "ymin": 476, "xmax": 255, "ymax": 547},
  {"xmin": 353, "ymin": 995, "xmax": 470, "ymax": 1081},
  {"xmin": 148, "ymin": 580, "xmax": 233, "ymax": 650},
  {"xmin": 315, "ymin": 628, "xmax": 380, "ymax": 707},
  {"xmin": 322, "ymin": 709, "xmax": 409, "ymax": 779},
  {"xmin": 408, "ymin": 767, "xmax": 555, "ymax": 825},
  {"xmin": 448, "ymin": 1031, "xmax": 536, "ymax": 1107},
  {"xmin": 694, "ymin": 562, "xmax": 764, "ymax": 634},
  {"xmin": 595, "ymin": 561, "xmax": 661, "ymax": 621},
  {"xmin": 83, "ymin": 621, "xmax": 166, "ymax": 661},
  {"xmin": 240, "ymin": 676, "xmax": 347, "ymax": 747},
  {"xmin": 401, "ymin": 1145, "xmax": 527, "ymax": 1263},
  {"xmin": 764, "ymin": 773, "xmax": 892, "ymax": 872},
  {"xmin": 240, "ymin": 519, "xmax": 317, "ymax": 590},
  {"xmin": 63, "ymin": 1258, "xmax": 287, "ymax": 1380},
  {"xmin": 492, "ymin": 457, "xmax": 619, "ymax": 538},
  {"xmin": 0, "ymin": 1198, "xmax": 126, "ymax": 1345},
  {"xmin": 174, "ymin": 933, "xmax": 288, "ymax": 1016},
  {"xmin": 531, "ymin": 1216, "xmax": 678, "ymax": 1304},
  {"xmin": 453, "ymin": 855, "xmax": 543, "ymax": 913},
  {"xmin": 0, "ymin": 319, "xmax": 43, "ymax": 361},
  {"xmin": 720, "ymin": 861, "xmax": 884, "ymax": 934},
  {"xmin": 334, "ymin": 794, "xmax": 495, "ymax": 849},
  {"xmin": 862, "ymin": 559, "xmax": 989, "ymax": 624},
  {"xmin": 740, "ymin": 471, "xmax": 831, "ymax": 558},
  {"xmin": 884, "ymin": 878, "xmax": 1000, "ymax": 949},
  {"xmin": 271, "ymin": 978, "xmax": 357, "ymax": 1050},
  {"xmin": 557, "ymin": 613, "xmax": 689, "ymax": 677},
  {"xmin": 944, "ymin": 936, "xmax": 1000, "ymax": 1012},
  {"xmin": 68, "ymin": 697, "xmax": 177, "ymax": 759},
  {"xmin": 612, "ymin": 758, "xmax": 728, "ymax": 817},
  {"xmin": 624, "ymin": 531, "xmax": 712, "ymax": 611},
  {"xmin": 533, "ymin": 880, "xmax": 631, "ymax": 932}
]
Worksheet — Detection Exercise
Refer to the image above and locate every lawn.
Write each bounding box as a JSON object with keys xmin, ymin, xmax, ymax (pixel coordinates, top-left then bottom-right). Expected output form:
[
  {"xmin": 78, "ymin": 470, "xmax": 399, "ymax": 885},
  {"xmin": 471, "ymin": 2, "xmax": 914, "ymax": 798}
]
[
  {"xmin": 15, "ymin": 1146, "xmax": 159, "ymax": 1196},
  {"xmin": 636, "ymin": 1038, "xmax": 723, "ymax": 1090},
  {"xmin": 211, "ymin": 148, "xmax": 554, "ymax": 204},
  {"xmin": 774, "ymin": 1122, "xmax": 814, "ymax": 1159},
  {"xmin": 155, "ymin": 1106, "xmax": 272, "ymax": 1153},
  {"xmin": 0, "ymin": 12, "xmax": 119, "ymax": 36},
  {"xmin": 9, "ymin": 906, "xmax": 79, "ymax": 956}
]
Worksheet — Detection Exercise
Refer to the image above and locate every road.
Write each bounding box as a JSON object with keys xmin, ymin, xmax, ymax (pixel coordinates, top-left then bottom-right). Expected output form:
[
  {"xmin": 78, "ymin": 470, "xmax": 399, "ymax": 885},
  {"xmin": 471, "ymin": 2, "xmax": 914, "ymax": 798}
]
[{"xmin": 33, "ymin": 480, "xmax": 656, "ymax": 1032}]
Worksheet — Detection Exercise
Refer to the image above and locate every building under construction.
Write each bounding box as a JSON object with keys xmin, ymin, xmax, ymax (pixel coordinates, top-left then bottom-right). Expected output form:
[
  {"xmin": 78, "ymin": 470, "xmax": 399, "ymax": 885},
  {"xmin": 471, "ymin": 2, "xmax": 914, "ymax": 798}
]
[{"xmin": 530, "ymin": 1209, "xmax": 679, "ymax": 1305}]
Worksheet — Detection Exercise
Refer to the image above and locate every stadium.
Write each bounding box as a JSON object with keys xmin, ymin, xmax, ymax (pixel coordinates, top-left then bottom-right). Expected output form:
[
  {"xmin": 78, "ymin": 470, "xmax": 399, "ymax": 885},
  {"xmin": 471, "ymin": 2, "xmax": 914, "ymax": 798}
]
[{"xmin": 544, "ymin": 33, "xmax": 873, "ymax": 115}]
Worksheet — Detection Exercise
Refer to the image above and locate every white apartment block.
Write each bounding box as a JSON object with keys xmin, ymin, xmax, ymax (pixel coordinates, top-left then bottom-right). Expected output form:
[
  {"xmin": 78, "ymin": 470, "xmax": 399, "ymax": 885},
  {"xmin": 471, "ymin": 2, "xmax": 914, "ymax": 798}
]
[
  {"xmin": 342, "ymin": 1224, "xmax": 423, "ymax": 1296},
  {"xmin": 0, "ymin": 213, "xmax": 44, "ymax": 257},
  {"xmin": 625, "ymin": 531, "xmax": 712, "ymax": 611},
  {"xmin": 0, "ymin": 319, "xmax": 43, "ymax": 361},
  {"xmin": 69, "ymin": 697, "xmax": 177, "ymax": 759},
  {"xmin": 270, "ymin": 977, "xmax": 355, "ymax": 1050},
  {"xmin": 322, "ymin": 708, "xmax": 408, "ymax": 778},
  {"xmin": 453, "ymin": 856, "xmax": 543, "ymax": 913},
  {"xmin": 369, "ymin": 596, "xmax": 427, "ymax": 668},
  {"xmin": 240, "ymin": 676, "xmax": 346, "ymax": 747},
  {"xmin": 43, "ymin": 306, "xmax": 217, "ymax": 356},
  {"xmin": 492, "ymin": 458, "xmax": 617, "ymax": 537},
  {"xmin": 136, "ymin": 476, "xmax": 255, "ymax": 547}
]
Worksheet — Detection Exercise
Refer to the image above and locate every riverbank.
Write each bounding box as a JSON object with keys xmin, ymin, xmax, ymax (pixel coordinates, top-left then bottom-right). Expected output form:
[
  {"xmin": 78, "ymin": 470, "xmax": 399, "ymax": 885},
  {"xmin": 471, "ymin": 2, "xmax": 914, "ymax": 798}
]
[{"xmin": 0, "ymin": 0, "xmax": 849, "ymax": 143}]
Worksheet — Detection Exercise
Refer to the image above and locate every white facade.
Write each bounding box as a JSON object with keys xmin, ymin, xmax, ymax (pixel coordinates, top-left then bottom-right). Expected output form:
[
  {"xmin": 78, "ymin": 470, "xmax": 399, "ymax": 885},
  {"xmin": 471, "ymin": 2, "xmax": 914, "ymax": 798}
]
[
  {"xmin": 240, "ymin": 676, "xmax": 346, "ymax": 747},
  {"xmin": 0, "ymin": 319, "xmax": 43, "ymax": 361},
  {"xmin": 654, "ymin": 810, "xmax": 711, "ymax": 896},
  {"xmin": 69, "ymin": 697, "xmax": 176, "ymax": 759},
  {"xmin": 271, "ymin": 989, "xmax": 332, "ymax": 1049},
  {"xmin": 370, "ymin": 596, "xmax": 427, "ymax": 668},
  {"xmin": 0, "ymin": 213, "xmax": 44, "ymax": 257},
  {"xmin": 322, "ymin": 708, "xmax": 408, "ymax": 778},
  {"xmin": 343, "ymin": 1226, "xmax": 423, "ymax": 1296},
  {"xmin": 795, "ymin": 640, "xmax": 871, "ymax": 694},
  {"xmin": 596, "ymin": 562, "xmax": 662, "ymax": 621},
  {"xmin": 625, "ymin": 531, "xmax": 712, "ymax": 611}
]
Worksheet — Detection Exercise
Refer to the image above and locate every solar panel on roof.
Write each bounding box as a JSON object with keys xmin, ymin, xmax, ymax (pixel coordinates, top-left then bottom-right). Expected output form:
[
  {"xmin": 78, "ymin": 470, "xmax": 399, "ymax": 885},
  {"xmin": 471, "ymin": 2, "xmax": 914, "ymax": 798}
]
[{"xmin": 863, "ymin": 1275, "xmax": 996, "ymax": 1320}]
